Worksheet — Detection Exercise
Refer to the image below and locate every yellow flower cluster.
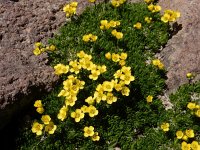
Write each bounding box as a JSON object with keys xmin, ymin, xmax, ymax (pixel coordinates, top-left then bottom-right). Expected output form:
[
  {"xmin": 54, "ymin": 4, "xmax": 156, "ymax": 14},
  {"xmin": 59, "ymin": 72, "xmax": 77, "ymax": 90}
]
[
  {"xmin": 176, "ymin": 129, "xmax": 195, "ymax": 140},
  {"xmin": 161, "ymin": 9, "xmax": 180, "ymax": 23},
  {"xmin": 83, "ymin": 126, "xmax": 100, "ymax": 141},
  {"xmin": 32, "ymin": 115, "xmax": 57, "ymax": 136},
  {"xmin": 33, "ymin": 42, "xmax": 56, "ymax": 56},
  {"xmin": 63, "ymin": 2, "xmax": 78, "ymax": 17},
  {"xmin": 105, "ymin": 52, "xmax": 127, "ymax": 66},
  {"xmin": 160, "ymin": 122, "xmax": 169, "ymax": 132},
  {"xmin": 111, "ymin": 0, "xmax": 126, "ymax": 7},
  {"xmin": 133, "ymin": 22, "xmax": 142, "ymax": 29},
  {"xmin": 144, "ymin": 16, "xmax": 152, "ymax": 23},
  {"xmin": 34, "ymin": 100, "xmax": 44, "ymax": 114},
  {"xmin": 152, "ymin": 59, "xmax": 164, "ymax": 70},
  {"xmin": 54, "ymin": 64, "xmax": 69, "ymax": 75},
  {"xmin": 82, "ymin": 34, "xmax": 98, "ymax": 42},
  {"xmin": 148, "ymin": 4, "xmax": 161, "ymax": 13},
  {"xmin": 100, "ymin": 20, "xmax": 120, "ymax": 30},
  {"xmin": 111, "ymin": 29, "xmax": 123, "ymax": 39},
  {"xmin": 176, "ymin": 129, "xmax": 199, "ymax": 150},
  {"xmin": 182, "ymin": 141, "xmax": 200, "ymax": 150},
  {"xmin": 58, "ymin": 75, "xmax": 85, "ymax": 107},
  {"xmin": 187, "ymin": 102, "xmax": 200, "ymax": 118}
]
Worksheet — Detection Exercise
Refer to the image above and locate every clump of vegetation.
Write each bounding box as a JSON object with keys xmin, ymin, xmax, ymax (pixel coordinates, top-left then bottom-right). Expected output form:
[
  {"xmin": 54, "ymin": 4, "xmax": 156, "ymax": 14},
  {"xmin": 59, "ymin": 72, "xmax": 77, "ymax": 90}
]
[{"xmin": 16, "ymin": 0, "xmax": 200, "ymax": 150}]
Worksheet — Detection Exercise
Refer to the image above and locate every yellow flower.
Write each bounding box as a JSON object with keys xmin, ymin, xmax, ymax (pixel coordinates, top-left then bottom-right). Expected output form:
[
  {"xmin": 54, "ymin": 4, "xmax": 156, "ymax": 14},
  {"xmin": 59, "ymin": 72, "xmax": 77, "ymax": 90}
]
[
  {"xmin": 32, "ymin": 122, "xmax": 44, "ymax": 136},
  {"xmin": 144, "ymin": 0, "xmax": 154, "ymax": 4},
  {"xmin": 77, "ymin": 50, "xmax": 86, "ymax": 58},
  {"xmin": 91, "ymin": 35, "xmax": 98, "ymax": 42},
  {"xmin": 120, "ymin": 74, "xmax": 135, "ymax": 85},
  {"xmin": 182, "ymin": 135, "xmax": 188, "ymax": 141},
  {"xmin": 152, "ymin": 59, "xmax": 164, "ymax": 69},
  {"xmin": 187, "ymin": 102, "xmax": 196, "ymax": 110},
  {"xmin": 33, "ymin": 47, "xmax": 41, "ymax": 56},
  {"xmin": 81, "ymin": 105, "xmax": 88, "ymax": 113},
  {"xmin": 121, "ymin": 66, "xmax": 131, "ymax": 74},
  {"xmin": 164, "ymin": 10, "xmax": 180, "ymax": 22},
  {"xmin": 106, "ymin": 92, "xmax": 117, "ymax": 104},
  {"xmin": 114, "ymin": 70, "xmax": 122, "ymax": 79},
  {"xmin": 87, "ymin": 105, "xmax": 98, "ymax": 117},
  {"xmin": 57, "ymin": 106, "xmax": 68, "ymax": 121},
  {"xmin": 65, "ymin": 96, "xmax": 77, "ymax": 106},
  {"xmin": 94, "ymin": 91, "xmax": 106, "ymax": 103},
  {"xmin": 114, "ymin": 82, "xmax": 123, "ymax": 91},
  {"xmin": 191, "ymin": 141, "xmax": 199, "ymax": 150},
  {"xmin": 102, "ymin": 81, "xmax": 114, "ymax": 92},
  {"xmin": 85, "ymin": 96, "xmax": 95, "ymax": 105},
  {"xmin": 120, "ymin": 53, "xmax": 127, "ymax": 60},
  {"xmin": 63, "ymin": 2, "xmax": 78, "ymax": 17},
  {"xmin": 133, "ymin": 22, "xmax": 142, "ymax": 29},
  {"xmin": 161, "ymin": 13, "xmax": 170, "ymax": 23},
  {"xmin": 45, "ymin": 121, "xmax": 57, "ymax": 134},
  {"xmin": 105, "ymin": 52, "xmax": 112, "ymax": 59},
  {"xmin": 69, "ymin": 60, "xmax": 81, "ymax": 74},
  {"xmin": 146, "ymin": 95, "xmax": 153, "ymax": 103},
  {"xmin": 71, "ymin": 109, "xmax": 85, "ymax": 122},
  {"xmin": 186, "ymin": 73, "xmax": 193, "ymax": 79},
  {"xmin": 91, "ymin": 132, "xmax": 100, "ymax": 141},
  {"xmin": 176, "ymin": 130, "xmax": 184, "ymax": 139},
  {"xmin": 195, "ymin": 105, "xmax": 200, "ymax": 109},
  {"xmin": 36, "ymin": 107, "xmax": 44, "ymax": 114},
  {"xmin": 121, "ymin": 86, "xmax": 130, "ymax": 96},
  {"xmin": 41, "ymin": 115, "xmax": 51, "ymax": 125},
  {"xmin": 89, "ymin": 70, "xmax": 100, "ymax": 80},
  {"xmin": 84, "ymin": 126, "xmax": 94, "ymax": 137},
  {"xmin": 185, "ymin": 129, "xmax": 195, "ymax": 138},
  {"xmin": 82, "ymin": 35, "xmax": 90, "ymax": 42},
  {"xmin": 195, "ymin": 109, "xmax": 200, "ymax": 117},
  {"xmin": 182, "ymin": 141, "xmax": 191, "ymax": 150},
  {"xmin": 119, "ymin": 60, "xmax": 126, "ymax": 66},
  {"xmin": 48, "ymin": 45, "xmax": 56, "ymax": 51},
  {"xmin": 34, "ymin": 100, "xmax": 43, "ymax": 107},
  {"xmin": 112, "ymin": 53, "xmax": 120, "ymax": 62},
  {"xmin": 88, "ymin": 0, "xmax": 96, "ymax": 2},
  {"xmin": 97, "ymin": 65, "xmax": 107, "ymax": 73},
  {"xmin": 54, "ymin": 64, "xmax": 69, "ymax": 75},
  {"xmin": 34, "ymin": 42, "xmax": 42, "ymax": 47},
  {"xmin": 115, "ymin": 32, "xmax": 123, "ymax": 39},
  {"xmin": 111, "ymin": 0, "xmax": 126, "ymax": 7},
  {"xmin": 101, "ymin": 20, "xmax": 108, "ymax": 26},
  {"xmin": 148, "ymin": 4, "xmax": 161, "ymax": 13},
  {"xmin": 160, "ymin": 122, "xmax": 169, "ymax": 132},
  {"xmin": 144, "ymin": 17, "xmax": 152, "ymax": 23},
  {"xmin": 111, "ymin": 29, "xmax": 117, "ymax": 36}
]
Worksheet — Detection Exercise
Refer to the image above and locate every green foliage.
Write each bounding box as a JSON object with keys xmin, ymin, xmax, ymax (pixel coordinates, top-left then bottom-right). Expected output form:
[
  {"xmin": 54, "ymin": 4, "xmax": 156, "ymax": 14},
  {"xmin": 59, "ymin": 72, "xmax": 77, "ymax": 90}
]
[{"xmin": 16, "ymin": 1, "xmax": 200, "ymax": 150}]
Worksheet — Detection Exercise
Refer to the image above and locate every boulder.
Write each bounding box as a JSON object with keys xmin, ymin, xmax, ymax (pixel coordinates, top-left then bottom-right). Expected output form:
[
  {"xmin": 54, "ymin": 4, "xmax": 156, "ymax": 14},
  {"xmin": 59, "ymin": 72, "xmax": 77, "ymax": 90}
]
[
  {"xmin": 158, "ymin": 0, "xmax": 200, "ymax": 93},
  {"xmin": 0, "ymin": 0, "xmax": 67, "ymax": 129}
]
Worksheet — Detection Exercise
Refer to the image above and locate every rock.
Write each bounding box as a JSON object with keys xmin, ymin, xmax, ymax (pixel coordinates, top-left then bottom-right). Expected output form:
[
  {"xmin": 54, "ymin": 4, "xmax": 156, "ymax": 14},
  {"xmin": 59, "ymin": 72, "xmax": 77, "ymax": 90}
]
[
  {"xmin": 158, "ymin": 0, "xmax": 200, "ymax": 93},
  {"xmin": 0, "ymin": 0, "xmax": 68, "ymax": 129}
]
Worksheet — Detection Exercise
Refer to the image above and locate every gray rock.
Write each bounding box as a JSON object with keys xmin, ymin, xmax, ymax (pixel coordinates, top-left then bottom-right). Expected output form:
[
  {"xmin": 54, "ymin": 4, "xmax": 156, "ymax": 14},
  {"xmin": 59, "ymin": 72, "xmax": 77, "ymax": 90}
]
[
  {"xmin": 158, "ymin": 0, "xmax": 200, "ymax": 93},
  {"xmin": 0, "ymin": 0, "xmax": 68, "ymax": 129}
]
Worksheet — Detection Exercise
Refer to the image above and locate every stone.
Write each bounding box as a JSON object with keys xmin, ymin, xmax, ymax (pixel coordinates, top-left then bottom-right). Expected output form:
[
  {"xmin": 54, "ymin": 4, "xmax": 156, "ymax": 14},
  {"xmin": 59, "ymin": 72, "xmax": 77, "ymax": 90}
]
[
  {"xmin": 158, "ymin": 0, "xmax": 200, "ymax": 93},
  {"xmin": 0, "ymin": 0, "xmax": 68, "ymax": 129}
]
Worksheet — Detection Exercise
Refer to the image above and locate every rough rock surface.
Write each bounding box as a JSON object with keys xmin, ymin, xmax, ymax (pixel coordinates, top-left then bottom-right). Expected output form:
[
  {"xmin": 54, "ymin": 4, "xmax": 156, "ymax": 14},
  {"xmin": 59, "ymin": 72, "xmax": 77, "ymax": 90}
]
[
  {"xmin": 158, "ymin": 0, "xmax": 200, "ymax": 93},
  {"xmin": 0, "ymin": 0, "xmax": 67, "ymax": 129}
]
